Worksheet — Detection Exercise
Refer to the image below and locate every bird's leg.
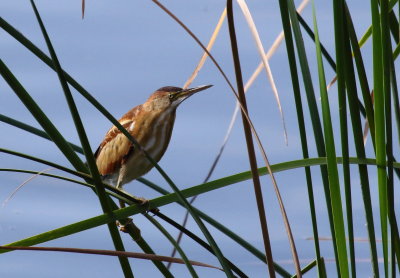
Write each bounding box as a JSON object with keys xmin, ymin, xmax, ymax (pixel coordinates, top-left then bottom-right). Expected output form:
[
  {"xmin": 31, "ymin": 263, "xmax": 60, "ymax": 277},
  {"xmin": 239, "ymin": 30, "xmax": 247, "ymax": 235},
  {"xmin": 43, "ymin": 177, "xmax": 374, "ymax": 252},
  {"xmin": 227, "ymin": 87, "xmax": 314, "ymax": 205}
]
[
  {"xmin": 115, "ymin": 172, "xmax": 134, "ymax": 232},
  {"xmin": 116, "ymin": 173, "xmax": 126, "ymax": 209}
]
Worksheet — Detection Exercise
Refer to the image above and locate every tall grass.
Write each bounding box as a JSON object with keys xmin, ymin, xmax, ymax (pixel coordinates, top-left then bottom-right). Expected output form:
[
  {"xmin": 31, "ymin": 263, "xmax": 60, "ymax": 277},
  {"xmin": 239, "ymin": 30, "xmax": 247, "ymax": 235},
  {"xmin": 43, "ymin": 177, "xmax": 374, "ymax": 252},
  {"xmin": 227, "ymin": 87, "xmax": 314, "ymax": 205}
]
[{"xmin": 1, "ymin": 0, "xmax": 400, "ymax": 277}]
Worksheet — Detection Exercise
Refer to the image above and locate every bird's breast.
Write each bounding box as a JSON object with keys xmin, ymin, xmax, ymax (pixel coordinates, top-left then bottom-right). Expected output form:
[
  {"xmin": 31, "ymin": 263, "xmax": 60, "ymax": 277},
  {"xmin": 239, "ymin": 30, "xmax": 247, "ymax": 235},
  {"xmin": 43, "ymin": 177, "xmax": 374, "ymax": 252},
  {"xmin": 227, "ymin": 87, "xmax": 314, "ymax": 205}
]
[
  {"xmin": 143, "ymin": 110, "xmax": 176, "ymax": 158},
  {"xmin": 119, "ymin": 109, "xmax": 176, "ymax": 184}
]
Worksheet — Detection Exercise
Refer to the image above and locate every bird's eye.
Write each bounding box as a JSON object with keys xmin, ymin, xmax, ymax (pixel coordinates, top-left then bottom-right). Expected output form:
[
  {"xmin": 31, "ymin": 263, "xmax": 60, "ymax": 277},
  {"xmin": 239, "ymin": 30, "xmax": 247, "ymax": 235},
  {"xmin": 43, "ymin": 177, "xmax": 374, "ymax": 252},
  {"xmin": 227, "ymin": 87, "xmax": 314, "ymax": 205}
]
[{"xmin": 168, "ymin": 93, "xmax": 174, "ymax": 100}]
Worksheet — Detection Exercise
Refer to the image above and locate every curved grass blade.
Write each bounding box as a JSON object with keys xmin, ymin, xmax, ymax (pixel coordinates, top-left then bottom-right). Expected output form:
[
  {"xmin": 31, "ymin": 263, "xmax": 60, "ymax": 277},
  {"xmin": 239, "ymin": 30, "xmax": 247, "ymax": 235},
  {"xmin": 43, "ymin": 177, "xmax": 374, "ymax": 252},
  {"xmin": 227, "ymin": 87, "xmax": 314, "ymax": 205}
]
[
  {"xmin": 331, "ymin": 1, "xmax": 356, "ymax": 276},
  {"xmin": 6, "ymin": 146, "xmax": 397, "ymax": 205},
  {"xmin": 2, "ymin": 156, "xmax": 400, "ymax": 255},
  {"xmin": 0, "ymin": 245, "xmax": 221, "ymax": 271},
  {"xmin": 1, "ymin": 166, "xmax": 278, "ymax": 277}
]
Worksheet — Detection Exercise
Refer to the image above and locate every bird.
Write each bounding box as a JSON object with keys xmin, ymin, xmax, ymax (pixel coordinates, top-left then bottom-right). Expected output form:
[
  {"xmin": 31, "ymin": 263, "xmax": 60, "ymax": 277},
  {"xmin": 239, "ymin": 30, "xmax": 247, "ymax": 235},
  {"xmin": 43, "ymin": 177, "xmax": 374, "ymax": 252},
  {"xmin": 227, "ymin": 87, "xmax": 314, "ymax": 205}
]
[{"xmin": 94, "ymin": 85, "xmax": 212, "ymax": 192}]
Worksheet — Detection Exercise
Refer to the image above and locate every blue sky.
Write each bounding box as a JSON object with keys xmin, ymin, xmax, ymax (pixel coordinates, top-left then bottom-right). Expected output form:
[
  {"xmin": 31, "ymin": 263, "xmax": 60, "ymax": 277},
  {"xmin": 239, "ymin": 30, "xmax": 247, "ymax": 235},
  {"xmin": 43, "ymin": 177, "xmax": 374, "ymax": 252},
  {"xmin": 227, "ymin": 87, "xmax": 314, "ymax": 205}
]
[{"xmin": 0, "ymin": 0, "xmax": 390, "ymax": 277}]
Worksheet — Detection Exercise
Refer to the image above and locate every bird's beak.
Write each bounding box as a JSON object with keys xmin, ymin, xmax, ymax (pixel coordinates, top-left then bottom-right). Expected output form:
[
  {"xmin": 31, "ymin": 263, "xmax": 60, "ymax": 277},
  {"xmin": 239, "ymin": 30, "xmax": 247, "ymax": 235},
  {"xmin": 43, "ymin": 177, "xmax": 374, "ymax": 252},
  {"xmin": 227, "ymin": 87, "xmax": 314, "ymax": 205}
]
[{"xmin": 175, "ymin": 85, "xmax": 213, "ymax": 101}]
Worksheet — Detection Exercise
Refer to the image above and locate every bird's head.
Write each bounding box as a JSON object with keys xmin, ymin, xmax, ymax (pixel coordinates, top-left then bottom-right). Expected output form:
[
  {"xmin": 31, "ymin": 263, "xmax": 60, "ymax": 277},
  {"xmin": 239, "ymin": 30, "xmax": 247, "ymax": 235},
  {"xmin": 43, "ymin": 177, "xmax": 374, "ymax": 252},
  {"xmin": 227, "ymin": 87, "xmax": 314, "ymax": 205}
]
[{"xmin": 144, "ymin": 85, "xmax": 212, "ymax": 111}]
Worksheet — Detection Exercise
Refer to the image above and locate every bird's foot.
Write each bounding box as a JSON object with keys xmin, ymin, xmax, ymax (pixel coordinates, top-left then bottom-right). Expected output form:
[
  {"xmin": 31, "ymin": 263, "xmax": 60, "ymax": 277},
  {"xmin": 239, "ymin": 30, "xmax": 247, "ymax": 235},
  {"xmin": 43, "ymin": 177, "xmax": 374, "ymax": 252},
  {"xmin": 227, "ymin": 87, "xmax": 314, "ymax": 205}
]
[
  {"xmin": 136, "ymin": 196, "xmax": 148, "ymax": 206},
  {"xmin": 116, "ymin": 217, "xmax": 132, "ymax": 233},
  {"xmin": 133, "ymin": 196, "xmax": 152, "ymax": 213},
  {"xmin": 135, "ymin": 197, "xmax": 160, "ymax": 214},
  {"xmin": 116, "ymin": 218, "xmax": 142, "ymax": 240}
]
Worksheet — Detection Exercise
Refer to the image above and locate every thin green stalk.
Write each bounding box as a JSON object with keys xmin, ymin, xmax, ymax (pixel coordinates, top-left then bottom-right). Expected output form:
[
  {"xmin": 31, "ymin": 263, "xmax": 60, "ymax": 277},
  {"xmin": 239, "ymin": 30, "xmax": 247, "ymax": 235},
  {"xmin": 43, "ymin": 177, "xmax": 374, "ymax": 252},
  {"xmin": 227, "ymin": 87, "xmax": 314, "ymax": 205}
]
[
  {"xmin": 312, "ymin": 3, "xmax": 349, "ymax": 277},
  {"xmin": 333, "ymin": 2, "xmax": 360, "ymax": 277},
  {"xmin": 372, "ymin": 0, "xmax": 389, "ymax": 276},
  {"xmin": 284, "ymin": 0, "xmax": 341, "ymax": 274},
  {"xmin": 382, "ymin": 0, "xmax": 395, "ymax": 276},
  {"xmin": 296, "ymin": 13, "xmax": 336, "ymax": 71},
  {"xmin": 386, "ymin": 62, "xmax": 395, "ymax": 278},
  {"xmin": 389, "ymin": 54, "xmax": 400, "ymax": 273},
  {"xmin": 344, "ymin": 5, "xmax": 380, "ymax": 276},
  {"xmin": 383, "ymin": 8, "xmax": 398, "ymax": 275},
  {"xmin": 391, "ymin": 55, "xmax": 400, "ymax": 147}
]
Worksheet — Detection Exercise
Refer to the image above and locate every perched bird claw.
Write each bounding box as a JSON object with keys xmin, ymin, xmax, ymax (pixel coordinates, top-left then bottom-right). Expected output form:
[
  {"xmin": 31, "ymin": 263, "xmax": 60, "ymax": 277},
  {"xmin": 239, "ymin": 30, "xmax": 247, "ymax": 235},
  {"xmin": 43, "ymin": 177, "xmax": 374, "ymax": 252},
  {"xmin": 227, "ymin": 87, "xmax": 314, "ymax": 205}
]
[
  {"xmin": 116, "ymin": 218, "xmax": 132, "ymax": 232},
  {"xmin": 136, "ymin": 197, "xmax": 150, "ymax": 211},
  {"xmin": 116, "ymin": 218, "xmax": 142, "ymax": 241},
  {"xmin": 149, "ymin": 207, "xmax": 160, "ymax": 215}
]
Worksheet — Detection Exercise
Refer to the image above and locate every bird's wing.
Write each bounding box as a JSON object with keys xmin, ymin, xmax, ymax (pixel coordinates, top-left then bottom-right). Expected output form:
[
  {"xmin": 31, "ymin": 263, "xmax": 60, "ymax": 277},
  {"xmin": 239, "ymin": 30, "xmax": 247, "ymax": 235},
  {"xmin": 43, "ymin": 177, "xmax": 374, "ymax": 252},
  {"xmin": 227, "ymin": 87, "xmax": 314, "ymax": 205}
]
[{"xmin": 94, "ymin": 107, "xmax": 140, "ymax": 176}]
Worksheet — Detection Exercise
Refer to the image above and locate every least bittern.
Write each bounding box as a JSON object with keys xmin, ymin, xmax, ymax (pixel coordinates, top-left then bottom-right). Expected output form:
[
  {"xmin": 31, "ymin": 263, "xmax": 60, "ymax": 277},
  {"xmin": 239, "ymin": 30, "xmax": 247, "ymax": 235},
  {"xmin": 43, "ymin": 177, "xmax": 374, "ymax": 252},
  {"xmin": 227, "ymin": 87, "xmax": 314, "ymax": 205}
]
[{"xmin": 94, "ymin": 85, "xmax": 212, "ymax": 192}]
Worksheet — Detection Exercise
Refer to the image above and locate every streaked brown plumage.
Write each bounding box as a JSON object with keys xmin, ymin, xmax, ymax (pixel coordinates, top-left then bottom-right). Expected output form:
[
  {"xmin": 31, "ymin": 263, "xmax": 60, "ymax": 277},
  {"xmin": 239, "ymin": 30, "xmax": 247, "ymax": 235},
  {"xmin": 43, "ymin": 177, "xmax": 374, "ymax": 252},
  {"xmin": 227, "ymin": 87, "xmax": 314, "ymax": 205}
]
[{"xmin": 94, "ymin": 85, "xmax": 212, "ymax": 189}]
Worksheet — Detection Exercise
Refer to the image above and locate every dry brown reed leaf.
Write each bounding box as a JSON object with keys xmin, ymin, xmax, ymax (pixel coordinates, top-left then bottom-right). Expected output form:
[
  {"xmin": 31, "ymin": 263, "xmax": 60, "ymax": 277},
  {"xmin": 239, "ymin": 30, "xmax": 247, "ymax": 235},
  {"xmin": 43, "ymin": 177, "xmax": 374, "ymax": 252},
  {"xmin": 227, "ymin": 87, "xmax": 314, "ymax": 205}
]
[
  {"xmin": 2, "ymin": 168, "xmax": 54, "ymax": 208},
  {"xmin": 236, "ymin": 0, "xmax": 290, "ymax": 145},
  {"xmin": 0, "ymin": 245, "xmax": 223, "ymax": 270},
  {"xmin": 326, "ymin": 75, "xmax": 337, "ymax": 91},
  {"xmin": 183, "ymin": 9, "xmax": 227, "ymax": 89},
  {"xmin": 81, "ymin": 0, "xmax": 85, "ymax": 19},
  {"xmin": 245, "ymin": 0, "xmax": 309, "ymax": 92}
]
